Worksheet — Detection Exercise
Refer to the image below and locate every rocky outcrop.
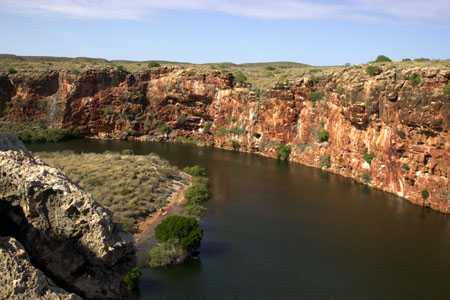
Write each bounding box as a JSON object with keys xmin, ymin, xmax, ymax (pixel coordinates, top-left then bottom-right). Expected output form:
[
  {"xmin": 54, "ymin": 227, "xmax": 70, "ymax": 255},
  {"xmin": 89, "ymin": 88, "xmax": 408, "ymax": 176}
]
[
  {"xmin": 0, "ymin": 135, "xmax": 135, "ymax": 299},
  {"xmin": 0, "ymin": 237, "xmax": 81, "ymax": 300},
  {"xmin": 0, "ymin": 65, "xmax": 448, "ymax": 213}
]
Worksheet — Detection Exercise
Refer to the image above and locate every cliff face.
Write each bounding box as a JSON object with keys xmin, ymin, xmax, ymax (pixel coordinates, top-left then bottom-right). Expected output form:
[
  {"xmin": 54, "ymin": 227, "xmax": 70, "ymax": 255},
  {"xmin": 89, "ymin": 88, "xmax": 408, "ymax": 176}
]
[
  {"xmin": 0, "ymin": 65, "xmax": 449, "ymax": 213},
  {"xmin": 0, "ymin": 135, "xmax": 135, "ymax": 299}
]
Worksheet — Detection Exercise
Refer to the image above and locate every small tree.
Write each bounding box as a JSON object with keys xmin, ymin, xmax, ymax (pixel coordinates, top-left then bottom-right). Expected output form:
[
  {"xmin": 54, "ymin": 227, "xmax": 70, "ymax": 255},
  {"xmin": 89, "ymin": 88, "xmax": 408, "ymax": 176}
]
[
  {"xmin": 155, "ymin": 215, "xmax": 203, "ymax": 251},
  {"xmin": 185, "ymin": 177, "xmax": 209, "ymax": 204},
  {"xmin": 421, "ymin": 190, "xmax": 430, "ymax": 200},
  {"xmin": 320, "ymin": 154, "xmax": 331, "ymax": 169},
  {"xmin": 408, "ymin": 73, "xmax": 421, "ymax": 86},
  {"xmin": 316, "ymin": 128, "xmax": 329, "ymax": 143},
  {"xmin": 184, "ymin": 165, "xmax": 207, "ymax": 177},
  {"xmin": 122, "ymin": 267, "xmax": 141, "ymax": 291},
  {"xmin": 233, "ymin": 71, "xmax": 247, "ymax": 84},
  {"xmin": 148, "ymin": 62, "xmax": 161, "ymax": 68},
  {"xmin": 366, "ymin": 65, "xmax": 382, "ymax": 76},
  {"xmin": 231, "ymin": 140, "xmax": 240, "ymax": 151},
  {"xmin": 363, "ymin": 151, "xmax": 374, "ymax": 165},
  {"xmin": 374, "ymin": 55, "xmax": 392, "ymax": 63},
  {"xmin": 277, "ymin": 144, "xmax": 291, "ymax": 161},
  {"xmin": 443, "ymin": 84, "xmax": 450, "ymax": 95},
  {"xmin": 8, "ymin": 67, "xmax": 17, "ymax": 74}
]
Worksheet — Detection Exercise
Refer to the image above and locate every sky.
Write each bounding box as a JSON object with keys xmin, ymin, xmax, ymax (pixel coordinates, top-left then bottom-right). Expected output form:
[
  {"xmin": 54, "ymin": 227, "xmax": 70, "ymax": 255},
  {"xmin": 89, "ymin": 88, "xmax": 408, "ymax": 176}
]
[{"xmin": 1, "ymin": 0, "xmax": 449, "ymax": 65}]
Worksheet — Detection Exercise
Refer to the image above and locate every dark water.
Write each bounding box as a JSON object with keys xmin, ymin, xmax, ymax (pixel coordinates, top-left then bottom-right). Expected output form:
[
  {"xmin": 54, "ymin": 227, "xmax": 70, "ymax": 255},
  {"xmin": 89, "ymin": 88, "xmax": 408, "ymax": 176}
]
[{"xmin": 29, "ymin": 140, "xmax": 450, "ymax": 300}]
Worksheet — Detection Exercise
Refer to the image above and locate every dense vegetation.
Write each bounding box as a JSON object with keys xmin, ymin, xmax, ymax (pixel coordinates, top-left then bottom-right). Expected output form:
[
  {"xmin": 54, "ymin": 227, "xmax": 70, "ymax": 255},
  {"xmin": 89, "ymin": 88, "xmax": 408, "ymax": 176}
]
[
  {"xmin": 122, "ymin": 267, "xmax": 142, "ymax": 291},
  {"xmin": 154, "ymin": 215, "xmax": 203, "ymax": 252},
  {"xmin": 0, "ymin": 123, "xmax": 80, "ymax": 143},
  {"xmin": 38, "ymin": 151, "xmax": 186, "ymax": 233},
  {"xmin": 277, "ymin": 144, "xmax": 291, "ymax": 161}
]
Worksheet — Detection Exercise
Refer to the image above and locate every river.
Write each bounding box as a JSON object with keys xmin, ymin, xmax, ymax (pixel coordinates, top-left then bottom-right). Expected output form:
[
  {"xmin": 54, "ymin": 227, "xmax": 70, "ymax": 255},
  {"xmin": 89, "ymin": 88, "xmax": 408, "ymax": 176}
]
[{"xmin": 29, "ymin": 140, "xmax": 450, "ymax": 300}]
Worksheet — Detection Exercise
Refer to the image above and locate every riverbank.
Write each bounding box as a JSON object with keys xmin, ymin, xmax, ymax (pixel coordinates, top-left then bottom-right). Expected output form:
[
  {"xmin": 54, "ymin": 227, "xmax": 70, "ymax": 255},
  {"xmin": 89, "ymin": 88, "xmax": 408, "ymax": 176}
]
[{"xmin": 134, "ymin": 182, "xmax": 189, "ymax": 264}]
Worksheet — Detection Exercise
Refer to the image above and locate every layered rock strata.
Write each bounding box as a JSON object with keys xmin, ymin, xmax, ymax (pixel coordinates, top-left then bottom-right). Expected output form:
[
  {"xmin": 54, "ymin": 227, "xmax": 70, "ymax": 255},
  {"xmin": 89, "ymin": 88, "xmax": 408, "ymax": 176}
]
[{"xmin": 0, "ymin": 65, "xmax": 448, "ymax": 213}]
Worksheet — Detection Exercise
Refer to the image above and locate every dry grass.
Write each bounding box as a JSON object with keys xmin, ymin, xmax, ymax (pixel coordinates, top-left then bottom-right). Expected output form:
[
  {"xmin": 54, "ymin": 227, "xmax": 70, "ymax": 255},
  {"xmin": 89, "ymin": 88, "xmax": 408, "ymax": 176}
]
[{"xmin": 37, "ymin": 151, "xmax": 189, "ymax": 232}]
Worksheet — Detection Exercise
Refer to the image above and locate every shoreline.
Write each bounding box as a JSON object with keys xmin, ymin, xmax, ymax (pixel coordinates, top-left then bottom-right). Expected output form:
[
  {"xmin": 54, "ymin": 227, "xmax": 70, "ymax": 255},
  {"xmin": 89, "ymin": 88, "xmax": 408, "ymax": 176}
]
[{"xmin": 134, "ymin": 179, "xmax": 190, "ymax": 264}]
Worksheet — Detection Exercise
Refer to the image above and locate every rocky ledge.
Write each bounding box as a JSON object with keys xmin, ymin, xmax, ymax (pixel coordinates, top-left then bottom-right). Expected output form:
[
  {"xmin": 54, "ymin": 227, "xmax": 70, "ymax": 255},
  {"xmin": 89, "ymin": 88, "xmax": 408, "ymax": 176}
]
[{"xmin": 0, "ymin": 135, "xmax": 135, "ymax": 299}]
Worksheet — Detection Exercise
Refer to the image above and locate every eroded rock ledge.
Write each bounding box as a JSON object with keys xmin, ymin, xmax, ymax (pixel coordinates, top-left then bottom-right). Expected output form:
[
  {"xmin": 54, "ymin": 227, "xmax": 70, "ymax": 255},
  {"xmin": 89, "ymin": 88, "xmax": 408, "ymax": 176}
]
[
  {"xmin": 0, "ymin": 65, "xmax": 448, "ymax": 213},
  {"xmin": 0, "ymin": 135, "xmax": 135, "ymax": 299}
]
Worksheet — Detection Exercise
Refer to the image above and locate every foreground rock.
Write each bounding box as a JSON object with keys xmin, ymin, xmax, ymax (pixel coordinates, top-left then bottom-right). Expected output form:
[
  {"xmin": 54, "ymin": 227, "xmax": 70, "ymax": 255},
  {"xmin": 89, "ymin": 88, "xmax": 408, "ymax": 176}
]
[
  {"xmin": 0, "ymin": 64, "xmax": 448, "ymax": 213},
  {"xmin": 0, "ymin": 135, "xmax": 135, "ymax": 299}
]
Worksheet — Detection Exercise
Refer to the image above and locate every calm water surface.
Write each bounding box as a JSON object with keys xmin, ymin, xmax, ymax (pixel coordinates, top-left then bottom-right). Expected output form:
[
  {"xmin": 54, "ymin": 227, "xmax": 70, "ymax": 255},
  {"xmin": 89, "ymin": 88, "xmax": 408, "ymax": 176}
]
[{"xmin": 29, "ymin": 140, "xmax": 450, "ymax": 300}]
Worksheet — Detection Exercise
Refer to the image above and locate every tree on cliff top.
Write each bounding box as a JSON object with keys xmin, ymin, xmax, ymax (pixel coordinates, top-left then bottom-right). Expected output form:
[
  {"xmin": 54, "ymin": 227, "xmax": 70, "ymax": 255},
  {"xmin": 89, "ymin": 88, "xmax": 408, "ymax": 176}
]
[{"xmin": 374, "ymin": 55, "xmax": 392, "ymax": 63}]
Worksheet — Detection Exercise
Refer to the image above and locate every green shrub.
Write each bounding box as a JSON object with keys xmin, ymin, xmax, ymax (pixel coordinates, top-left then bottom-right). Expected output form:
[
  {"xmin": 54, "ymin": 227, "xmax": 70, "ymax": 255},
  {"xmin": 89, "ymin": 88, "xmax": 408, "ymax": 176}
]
[
  {"xmin": 157, "ymin": 123, "xmax": 172, "ymax": 135},
  {"xmin": 203, "ymin": 121, "xmax": 212, "ymax": 133},
  {"xmin": 320, "ymin": 154, "xmax": 331, "ymax": 169},
  {"xmin": 15, "ymin": 127, "xmax": 80, "ymax": 144},
  {"xmin": 311, "ymin": 91, "xmax": 325, "ymax": 102},
  {"xmin": 374, "ymin": 55, "xmax": 392, "ymax": 63},
  {"xmin": 8, "ymin": 67, "xmax": 17, "ymax": 74},
  {"xmin": 443, "ymin": 84, "xmax": 450, "ymax": 95},
  {"xmin": 362, "ymin": 172, "xmax": 371, "ymax": 183},
  {"xmin": 71, "ymin": 68, "xmax": 81, "ymax": 75},
  {"xmin": 402, "ymin": 163, "xmax": 410, "ymax": 171},
  {"xmin": 265, "ymin": 66, "xmax": 276, "ymax": 71},
  {"xmin": 233, "ymin": 71, "xmax": 247, "ymax": 84},
  {"xmin": 231, "ymin": 140, "xmax": 240, "ymax": 151},
  {"xmin": 122, "ymin": 267, "xmax": 141, "ymax": 291},
  {"xmin": 366, "ymin": 65, "xmax": 382, "ymax": 76},
  {"xmin": 277, "ymin": 144, "xmax": 291, "ymax": 161},
  {"xmin": 216, "ymin": 127, "xmax": 227, "ymax": 137},
  {"xmin": 176, "ymin": 115, "xmax": 188, "ymax": 127},
  {"xmin": 183, "ymin": 165, "xmax": 207, "ymax": 177},
  {"xmin": 148, "ymin": 241, "xmax": 186, "ymax": 268},
  {"xmin": 185, "ymin": 177, "xmax": 209, "ymax": 204},
  {"xmin": 102, "ymin": 105, "xmax": 114, "ymax": 116},
  {"xmin": 148, "ymin": 62, "xmax": 161, "ymax": 68},
  {"xmin": 363, "ymin": 151, "xmax": 374, "ymax": 165},
  {"xmin": 408, "ymin": 73, "xmax": 421, "ymax": 86},
  {"xmin": 230, "ymin": 127, "xmax": 245, "ymax": 135},
  {"xmin": 421, "ymin": 190, "xmax": 430, "ymax": 200},
  {"xmin": 116, "ymin": 65, "xmax": 127, "ymax": 72},
  {"xmin": 414, "ymin": 58, "xmax": 430, "ymax": 62},
  {"xmin": 316, "ymin": 128, "xmax": 329, "ymax": 143},
  {"xmin": 155, "ymin": 215, "xmax": 203, "ymax": 251}
]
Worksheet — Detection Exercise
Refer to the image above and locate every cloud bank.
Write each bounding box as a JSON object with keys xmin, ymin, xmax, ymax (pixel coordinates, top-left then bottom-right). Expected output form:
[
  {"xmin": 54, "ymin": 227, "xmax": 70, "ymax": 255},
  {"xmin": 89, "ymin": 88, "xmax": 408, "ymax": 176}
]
[{"xmin": 1, "ymin": 0, "xmax": 449, "ymax": 22}]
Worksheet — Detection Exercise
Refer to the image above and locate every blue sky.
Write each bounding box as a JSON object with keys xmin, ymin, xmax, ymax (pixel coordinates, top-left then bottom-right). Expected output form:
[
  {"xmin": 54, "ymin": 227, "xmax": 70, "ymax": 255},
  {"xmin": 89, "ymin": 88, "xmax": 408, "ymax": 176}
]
[{"xmin": 1, "ymin": 0, "xmax": 449, "ymax": 65}]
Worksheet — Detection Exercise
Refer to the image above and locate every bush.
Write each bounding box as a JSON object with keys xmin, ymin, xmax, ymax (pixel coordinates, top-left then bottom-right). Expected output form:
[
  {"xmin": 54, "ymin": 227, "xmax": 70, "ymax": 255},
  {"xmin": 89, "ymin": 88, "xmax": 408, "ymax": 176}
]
[
  {"xmin": 421, "ymin": 190, "xmax": 430, "ymax": 200},
  {"xmin": 157, "ymin": 123, "xmax": 172, "ymax": 135},
  {"xmin": 148, "ymin": 241, "xmax": 186, "ymax": 268},
  {"xmin": 408, "ymin": 73, "xmax": 421, "ymax": 86},
  {"xmin": 8, "ymin": 67, "xmax": 17, "ymax": 74},
  {"xmin": 71, "ymin": 68, "xmax": 81, "ymax": 75},
  {"xmin": 183, "ymin": 165, "xmax": 207, "ymax": 177},
  {"xmin": 402, "ymin": 163, "xmax": 410, "ymax": 171},
  {"xmin": 122, "ymin": 267, "xmax": 141, "ymax": 291},
  {"xmin": 320, "ymin": 154, "xmax": 331, "ymax": 169},
  {"xmin": 176, "ymin": 115, "xmax": 188, "ymax": 127},
  {"xmin": 316, "ymin": 128, "xmax": 329, "ymax": 143},
  {"xmin": 185, "ymin": 177, "xmax": 209, "ymax": 204},
  {"xmin": 15, "ymin": 127, "xmax": 80, "ymax": 144},
  {"xmin": 102, "ymin": 105, "xmax": 114, "ymax": 116},
  {"xmin": 216, "ymin": 127, "xmax": 227, "ymax": 137},
  {"xmin": 311, "ymin": 91, "xmax": 325, "ymax": 102},
  {"xmin": 230, "ymin": 127, "xmax": 245, "ymax": 135},
  {"xmin": 366, "ymin": 65, "xmax": 382, "ymax": 76},
  {"xmin": 203, "ymin": 121, "xmax": 212, "ymax": 133},
  {"xmin": 116, "ymin": 65, "xmax": 127, "ymax": 72},
  {"xmin": 155, "ymin": 215, "xmax": 203, "ymax": 251},
  {"xmin": 374, "ymin": 55, "xmax": 392, "ymax": 63},
  {"xmin": 233, "ymin": 71, "xmax": 247, "ymax": 84},
  {"xmin": 363, "ymin": 151, "xmax": 374, "ymax": 165},
  {"xmin": 362, "ymin": 172, "xmax": 371, "ymax": 183},
  {"xmin": 148, "ymin": 62, "xmax": 161, "ymax": 68},
  {"xmin": 265, "ymin": 66, "xmax": 276, "ymax": 71},
  {"xmin": 277, "ymin": 144, "xmax": 291, "ymax": 161},
  {"xmin": 443, "ymin": 84, "xmax": 450, "ymax": 95},
  {"xmin": 231, "ymin": 140, "xmax": 240, "ymax": 151}
]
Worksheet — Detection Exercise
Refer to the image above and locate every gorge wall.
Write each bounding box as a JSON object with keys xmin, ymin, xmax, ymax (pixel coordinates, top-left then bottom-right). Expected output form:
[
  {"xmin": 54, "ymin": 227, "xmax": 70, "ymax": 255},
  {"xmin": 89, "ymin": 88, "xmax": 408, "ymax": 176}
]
[{"xmin": 0, "ymin": 65, "xmax": 449, "ymax": 213}]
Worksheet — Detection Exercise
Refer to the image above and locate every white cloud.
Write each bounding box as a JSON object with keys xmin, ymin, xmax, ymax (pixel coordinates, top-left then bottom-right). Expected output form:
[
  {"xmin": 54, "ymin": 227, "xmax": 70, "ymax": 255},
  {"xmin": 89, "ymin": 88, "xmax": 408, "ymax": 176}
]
[{"xmin": 1, "ymin": 0, "xmax": 449, "ymax": 22}]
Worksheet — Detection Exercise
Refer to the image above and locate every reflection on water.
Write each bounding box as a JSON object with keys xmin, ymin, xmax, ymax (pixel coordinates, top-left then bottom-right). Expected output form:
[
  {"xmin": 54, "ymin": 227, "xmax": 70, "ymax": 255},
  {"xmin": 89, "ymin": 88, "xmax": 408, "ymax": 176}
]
[{"xmin": 29, "ymin": 140, "xmax": 450, "ymax": 300}]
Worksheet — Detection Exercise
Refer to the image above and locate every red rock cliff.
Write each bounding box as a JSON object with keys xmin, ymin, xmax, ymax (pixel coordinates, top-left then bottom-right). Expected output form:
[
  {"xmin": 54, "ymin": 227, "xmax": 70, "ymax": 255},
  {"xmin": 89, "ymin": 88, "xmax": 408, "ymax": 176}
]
[{"xmin": 1, "ymin": 66, "xmax": 449, "ymax": 213}]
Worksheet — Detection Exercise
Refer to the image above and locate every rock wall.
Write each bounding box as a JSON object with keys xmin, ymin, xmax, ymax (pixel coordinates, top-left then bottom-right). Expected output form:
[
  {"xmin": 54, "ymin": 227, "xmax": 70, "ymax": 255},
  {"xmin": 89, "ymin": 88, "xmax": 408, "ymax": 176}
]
[
  {"xmin": 0, "ymin": 65, "xmax": 449, "ymax": 213},
  {"xmin": 0, "ymin": 135, "xmax": 135, "ymax": 299}
]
